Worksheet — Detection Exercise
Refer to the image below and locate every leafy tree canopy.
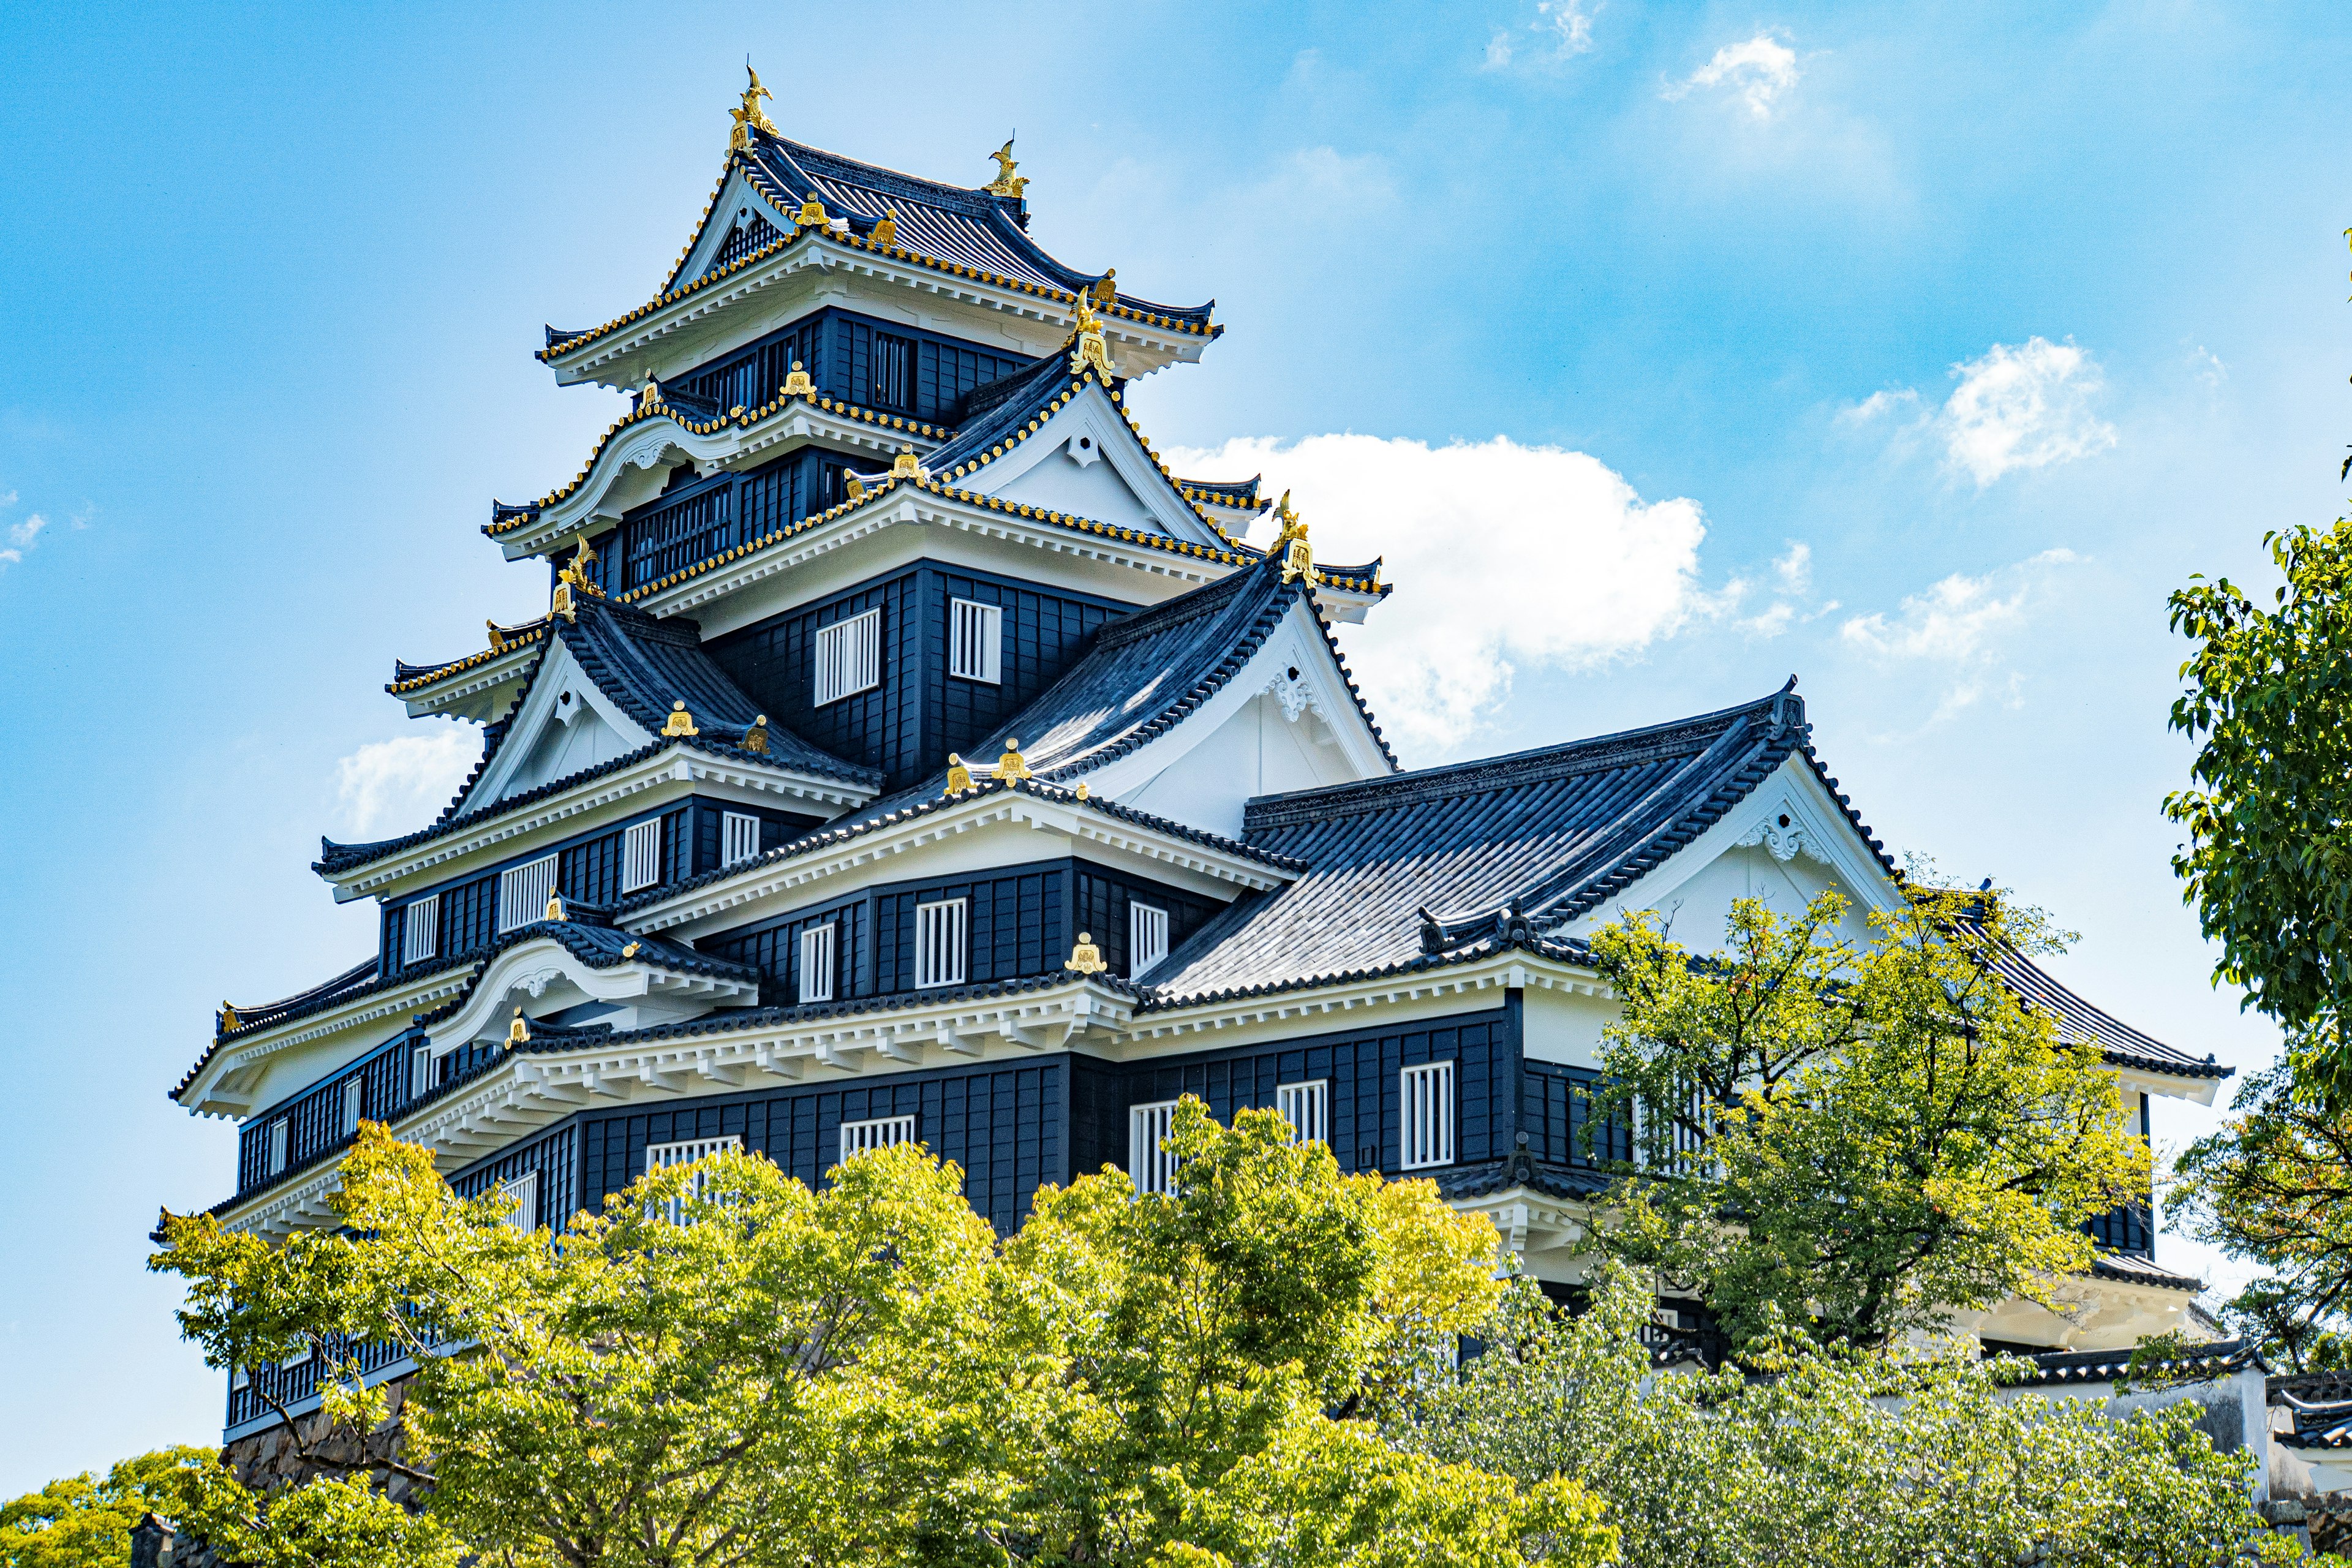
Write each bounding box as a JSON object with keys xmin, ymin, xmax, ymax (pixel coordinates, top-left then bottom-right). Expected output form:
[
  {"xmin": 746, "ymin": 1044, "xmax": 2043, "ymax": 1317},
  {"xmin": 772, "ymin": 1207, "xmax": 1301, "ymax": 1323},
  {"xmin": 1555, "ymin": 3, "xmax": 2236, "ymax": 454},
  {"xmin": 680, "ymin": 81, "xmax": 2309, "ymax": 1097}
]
[
  {"xmin": 1, "ymin": 1447, "xmax": 214, "ymax": 1568},
  {"xmin": 1589, "ymin": 884, "xmax": 2147, "ymax": 1349}
]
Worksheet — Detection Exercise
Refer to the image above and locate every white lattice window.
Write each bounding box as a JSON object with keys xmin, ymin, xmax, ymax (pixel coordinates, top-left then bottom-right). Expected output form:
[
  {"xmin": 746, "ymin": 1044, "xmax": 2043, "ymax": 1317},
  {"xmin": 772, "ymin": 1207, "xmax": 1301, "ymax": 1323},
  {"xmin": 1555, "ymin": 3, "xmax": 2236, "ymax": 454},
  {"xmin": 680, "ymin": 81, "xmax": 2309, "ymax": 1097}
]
[
  {"xmin": 1129, "ymin": 1101, "xmax": 1180, "ymax": 1196},
  {"xmin": 813, "ymin": 608, "xmax": 881, "ymax": 706},
  {"xmin": 341, "ymin": 1077, "xmax": 364, "ymax": 1137},
  {"xmin": 1130, "ymin": 903, "xmax": 1169, "ymax": 976},
  {"xmin": 914, "ymin": 899, "xmax": 967, "ymax": 989},
  {"xmin": 839, "ymin": 1114, "xmax": 916, "ymax": 1164},
  {"xmin": 622, "ymin": 820, "xmax": 662, "ymax": 892},
  {"xmin": 410, "ymin": 1044, "xmax": 433, "ymax": 1099},
  {"xmin": 402, "ymin": 893, "xmax": 439, "ymax": 965},
  {"xmin": 949, "ymin": 598, "xmax": 1003, "ymax": 683},
  {"xmin": 267, "ymin": 1119, "xmax": 288, "ymax": 1175},
  {"xmin": 799, "ymin": 922, "xmax": 837, "ymax": 1004},
  {"xmin": 1276, "ymin": 1080, "xmax": 1329, "ymax": 1147},
  {"xmin": 722, "ymin": 811, "xmax": 761, "ymax": 867},
  {"xmin": 498, "ymin": 855, "xmax": 559, "ymax": 933},
  {"xmin": 1400, "ymin": 1061, "xmax": 1455, "ymax": 1170},
  {"xmin": 502, "ymin": 1169, "xmax": 540, "ymax": 1232},
  {"xmin": 646, "ymin": 1136, "xmax": 744, "ymax": 1226}
]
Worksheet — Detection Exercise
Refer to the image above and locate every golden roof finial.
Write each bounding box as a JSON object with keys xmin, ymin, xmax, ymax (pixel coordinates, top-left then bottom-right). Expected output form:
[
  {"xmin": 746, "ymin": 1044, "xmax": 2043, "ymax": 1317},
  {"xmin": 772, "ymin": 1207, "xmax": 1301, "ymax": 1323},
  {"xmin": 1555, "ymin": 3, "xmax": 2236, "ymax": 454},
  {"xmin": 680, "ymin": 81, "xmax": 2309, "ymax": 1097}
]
[
  {"xmin": 1068, "ymin": 292, "xmax": 1115, "ymax": 380},
  {"xmin": 891, "ymin": 448, "xmax": 924, "ymax": 480},
  {"xmin": 872, "ymin": 207, "xmax": 898, "ymax": 249},
  {"xmin": 486, "ymin": 617, "xmax": 509, "ymax": 654},
  {"xmin": 944, "ymin": 753, "xmax": 974, "ymax": 795},
  {"xmin": 997, "ymin": 737, "xmax": 1032, "ymax": 782},
  {"xmin": 845, "ymin": 474, "xmax": 867, "ymax": 502},
  {"xmin": 218, "ymin": 1001, "xmax": 241, "ymax": 1034},
  {"xmin": 508, "ymin": 1006, "xmax": 531, "ymax": 1046},
  {"xmin": 1064, "ymin": 932, "xmax": 1107, "ymax": 975},
  {"xmin": 1091, "ymin": 269, "xmax": 1117, "ymax": 308},
  {"xmin": 545, "ymin": 891, "xmax": 568, "ymax": 922},
  {"xmin": 781, "ymin": 360, "xmax": 814, "ymax": 398},
  {"xmin": 729, "ymin": 62, "xmax": 776, "ymax": 152},
  {"xmin": 663, "ymin": 701, "xmax": 699, "ymax": 737},
  {"xmin": 1075, "ymin": 783, "xmax": 1090, "ymax": 801},
  {"xmin": 622, "ymin": 941, "xmax": 641, "ymax": 959},
  {"xmin": 986, "ymin": 137, "xmax": 1028, "ymax": 199},
  {"xmin": 551, "ymin": 576, "xmax": 578, "ymax": 623},
  {"xmin": 796, "ymin": 193, "xmax": 829, "ymax": 229},
  {"xmin": 742, "ymin": 714, "xmax": 770, "ymax": 755}
]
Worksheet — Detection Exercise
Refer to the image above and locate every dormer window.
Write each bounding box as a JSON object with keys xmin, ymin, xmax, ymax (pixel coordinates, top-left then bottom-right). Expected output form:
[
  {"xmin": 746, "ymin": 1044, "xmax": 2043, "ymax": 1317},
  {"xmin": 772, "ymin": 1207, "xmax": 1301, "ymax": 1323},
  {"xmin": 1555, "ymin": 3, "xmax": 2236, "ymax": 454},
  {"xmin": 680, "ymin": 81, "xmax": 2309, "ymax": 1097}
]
[
  {"xmin": 402, "ymin": 894, "xmax": 440, "ymax": 965},
  {"xmin": 949, "ymin": 599, "xmax": 1003, "ymax": 684},
  {"xmin": 813, "ymin": 609, "xmax": 881, "ymax": 706}
]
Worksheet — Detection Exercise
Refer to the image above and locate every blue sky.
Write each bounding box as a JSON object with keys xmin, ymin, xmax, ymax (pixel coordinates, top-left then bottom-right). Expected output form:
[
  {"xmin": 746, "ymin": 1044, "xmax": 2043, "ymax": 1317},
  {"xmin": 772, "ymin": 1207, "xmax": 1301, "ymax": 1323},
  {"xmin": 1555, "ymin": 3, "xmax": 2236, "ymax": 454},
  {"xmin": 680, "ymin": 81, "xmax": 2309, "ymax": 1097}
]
[{"xmin": 1, "ymin": 0, "xmax": 2344, "ymax": 1491}]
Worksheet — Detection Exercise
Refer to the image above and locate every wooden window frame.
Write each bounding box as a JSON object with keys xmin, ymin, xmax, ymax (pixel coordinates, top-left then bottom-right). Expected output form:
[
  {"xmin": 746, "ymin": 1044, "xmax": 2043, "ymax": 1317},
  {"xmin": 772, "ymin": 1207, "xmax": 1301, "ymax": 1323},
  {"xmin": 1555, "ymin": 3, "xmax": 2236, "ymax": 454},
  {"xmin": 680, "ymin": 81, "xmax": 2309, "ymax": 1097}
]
[
  {"xmin": 813, "ymin": 608, "xmax": 882, "ymax": 706},
  {"xmin": 913, "ymin": 898, "xmax": 968, "ymax": 989},
  {"xmin": 799, "ymin": 922, "xmax": 837, "ymax": 1004},
  {"xmin": 1129, "ymin": 1100, "xmax": 1180, "ymax": 1196},
  {"xmin": 621, "ymin": 819, "xmax": 663, "ymax": 893},
  {"xmin": 1276, "ymin": 1079, "xmax": 1329, "ymax": 1147},
  {"xmin": 497, "ymin": 855, "xmax": 559, "ymax": 934},
  {"xmin": 402, "ymin": 893, "xmax": 440, "ymax": 966},
  {"xmin": 721, "ymin": 811, "xmax": 762, "ymax": 869},
  {"xmin": 1400, "ymin": 1061, "xmax": 1456, "ymax": 1170},
  {"xmin": 839, "ymin": 1114, "xmax": 917, "ymax": 1164},
  {"xmin": 948, "ymin": 598, "xmax": 1003, "ymax": 684},
  {"xmin": 1129, "ymin": 902, "xmax": 1170, "ymax": 976}
]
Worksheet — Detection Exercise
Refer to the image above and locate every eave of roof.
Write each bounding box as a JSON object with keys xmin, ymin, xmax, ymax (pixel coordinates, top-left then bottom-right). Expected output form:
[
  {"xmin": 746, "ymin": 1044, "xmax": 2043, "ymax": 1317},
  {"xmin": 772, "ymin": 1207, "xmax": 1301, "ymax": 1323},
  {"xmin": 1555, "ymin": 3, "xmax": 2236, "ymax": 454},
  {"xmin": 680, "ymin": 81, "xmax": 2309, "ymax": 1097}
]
[{"xmin": 388, "ymin": 620, "xmax": 551, "ymax": 696}]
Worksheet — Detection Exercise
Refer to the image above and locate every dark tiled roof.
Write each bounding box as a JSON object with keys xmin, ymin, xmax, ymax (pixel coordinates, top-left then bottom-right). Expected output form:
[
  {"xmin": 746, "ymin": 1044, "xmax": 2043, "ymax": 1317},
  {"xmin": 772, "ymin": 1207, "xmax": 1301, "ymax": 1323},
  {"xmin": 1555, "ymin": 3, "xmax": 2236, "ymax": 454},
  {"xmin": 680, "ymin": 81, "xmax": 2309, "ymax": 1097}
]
[
  {"xmin": 954, "ymin": 556, "xmax": 1395, "ymax": 786},
  {"xmin": 1177, "ymin": 475, "xmax": 1268, "ymax": 510},
  {"xmin": 172, "ymin": 954, "xmax": 472, "ymax": 1101},
  {"xmin": 618, "ymin": 774, "xmax": 1303, "ymax": 918},
  {"xmin": 1144, "ymin": 687, "xmax": 1819, "ymax": 1004},
  {"xmin": 2089, "ymin": 1250, "xmax": 2204, "ymax": 1291},
  {"xmin": 1960, "ymin": 919, "xmax": 2233, "ymax": 1082},
  {"xmin": 316, "ymin": 599, "xmax": 879, "ymax": 877},
  {"xmin": 1435, "ymin": 1156, "xmax": 1613, "ymax": 1202},
  {"xmin": 2274, "ymin": 1370, "xmax": 2352, "ymax": 1408},
  {"xmin": 2002, "ymin": 1336, "xmax": 2253, "ymax": 1388},
  {"xmin": 918, "ymin": 352, "xmax": 1093, "ymax": 478},
  {"xmin": 412, "ymin": 914, "xmax": 764, "ymax": 1028},
  {"xmin": 719, "ymin": 131, "xmax": 1213, "ymax": 326}
]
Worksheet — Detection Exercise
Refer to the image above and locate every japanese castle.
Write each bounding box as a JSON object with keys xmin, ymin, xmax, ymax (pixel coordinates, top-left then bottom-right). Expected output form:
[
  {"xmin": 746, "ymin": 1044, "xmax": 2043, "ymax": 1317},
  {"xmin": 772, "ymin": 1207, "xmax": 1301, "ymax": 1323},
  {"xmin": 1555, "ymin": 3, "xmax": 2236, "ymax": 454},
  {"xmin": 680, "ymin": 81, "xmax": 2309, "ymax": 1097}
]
[{"xmin": 170, "ymin": 74, "xmax": 2235, "ymax": 1442}]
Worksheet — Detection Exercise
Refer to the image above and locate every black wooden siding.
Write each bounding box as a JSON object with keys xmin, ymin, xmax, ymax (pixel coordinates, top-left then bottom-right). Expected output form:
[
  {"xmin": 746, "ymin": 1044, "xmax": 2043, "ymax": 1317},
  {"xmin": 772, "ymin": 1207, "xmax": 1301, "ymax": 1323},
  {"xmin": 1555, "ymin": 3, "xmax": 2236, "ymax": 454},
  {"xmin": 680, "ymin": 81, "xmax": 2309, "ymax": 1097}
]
[
  {"xmin": 707, "ymin": 564, "xmax": 1133, "ymax": 794},
  {"xmin": 669, "ymin": 307, "xmax": 1026, "ymax": 428},
  {"xmin": 236, "ymin": 1030, "xmax": 426, "ymax": 1193},
  {"xmin": 1520, "ymin": 1058, "xmax": 1633, "ymax": 1169}
]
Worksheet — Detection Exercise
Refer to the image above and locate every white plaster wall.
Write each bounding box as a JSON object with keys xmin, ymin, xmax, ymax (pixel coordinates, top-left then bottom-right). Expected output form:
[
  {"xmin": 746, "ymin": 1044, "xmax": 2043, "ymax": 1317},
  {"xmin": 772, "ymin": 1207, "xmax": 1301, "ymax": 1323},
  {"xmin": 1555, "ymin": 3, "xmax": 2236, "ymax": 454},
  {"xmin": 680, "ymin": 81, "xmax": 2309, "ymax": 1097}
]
[
  {"xmin": 502, "ymin": 706, "xmax": 633, "ymax": 797},
  {"xmin": 1520, "ymin": 984, "xmax": 1619, "ymax": 1071},
  {"xmin": 1121, "ymin": 694, "xmax": 1360, "ymax": 839},
  {"xmin": 1630, "ymin": 841, "xmax": 1876, "ymax": 951},
  {"xmin": 992, "ymin": 443, "xmax": 1163, "ymax": 532}
]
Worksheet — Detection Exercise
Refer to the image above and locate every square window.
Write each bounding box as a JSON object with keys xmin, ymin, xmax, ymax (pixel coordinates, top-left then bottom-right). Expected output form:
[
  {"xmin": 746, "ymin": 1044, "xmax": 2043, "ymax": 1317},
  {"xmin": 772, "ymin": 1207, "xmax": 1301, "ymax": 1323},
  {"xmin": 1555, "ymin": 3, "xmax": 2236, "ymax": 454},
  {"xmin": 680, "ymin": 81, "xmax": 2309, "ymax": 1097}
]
[
  {"xmin": 402, "ymin": 893, "xmax": 440, "ymax": 965},
  {"xmin": 497, "ymin": 855, "xmax": 559, "ymax": 934},
  {"xmin": 914, "ymin": 899, "xmax": 967, "ymax": 989},
  {"xmin": 622, "ymin": 820, "xmax": 662, "ymax": 892},
  {"xmin": 722, "ymin": 811, "xmax": 761, "ymax": 868},
  {"xmin": 1129, "ymin": 903, "xmax": 1169, "ymax": 976},
  {"xmin": 1276, "ymin": 1080, "xmax": 1328, "ymax": 1147},
  {"xmin": 839, "ymin": 1114, "xmax": 916, "ymax": 1164},
  {"xmin": 799, "ymin": 922, "xmax": 837, "ymax": 1004},
  {"xmin": 813, "ymin": 608, "xmax": 882, "ymax": 706},
  {"xmin": 948, "ymin": 598, "xmax": 1003, "ymax": 684},
  {"xmin": 1129, "ymin": 1101, "xmax": 1180, "ymax": 1196},
  {"xmin": 1400, "ymin": 1061, "xmax": 1455, "ymax": 1170}
]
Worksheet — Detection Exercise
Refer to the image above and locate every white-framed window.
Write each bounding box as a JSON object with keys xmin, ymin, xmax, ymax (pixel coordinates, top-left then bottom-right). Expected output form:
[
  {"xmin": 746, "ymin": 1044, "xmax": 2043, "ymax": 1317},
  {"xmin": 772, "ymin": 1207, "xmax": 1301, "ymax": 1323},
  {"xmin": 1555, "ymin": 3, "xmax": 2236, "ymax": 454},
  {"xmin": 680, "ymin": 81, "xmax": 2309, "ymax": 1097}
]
[
  {"xmin": 914, "ymin": 899, "xmax": 967, "ymax": 989},
  {"xmin": 502, "ymin": 1169, "xmax": 540, "ymax": 1232},
  {"xmin": 1276, "ymin": 1080, "xmax": 1329, "ymax": 1147},
  {"xmin": 839, "ymin": 1114, "xmax": 916, "ymax": 1164},
  {"xmin": 799, "ymin": 922, "xmax": 837, "ymax": 1004},
  {"xmin": 813, "ymin": 608, "xmax": 882, "ymax": 706},
  {"xmin": 622, "ymin": 820, "xmax": 662, "ymax": 892},
  {"xmin": 645, "ymin": 1136, "xmax": 744, "ymax": 1226},
  {"xmin": 410, "ymin": 1044, "xmax": 434, "ymax": 1099},
  {"xmin": 1129, "ymin": 903, "xmax": 1169, "ymax": 976},
  {"xmin": 1400, "ymin": 1061, "xmax": 1455, "ymax": 1170},
  {"xmin": 267, "ymin": 1119, "xmax": 288, "ymax": 1176},
  {"xmin": 948, "ymin": 598, "xmax": 1003, "ymax": 683},
  {"xmin": 402, "ymin": 894, "xmax": 440, "ymax": 965},
  {"xmin": 341, "ymin": 1077, "xmax": 364, "ymax": 1137},
  {"xmin": 497, "ymin": 854, "xmax": 559, "ymax": 933},
  {"xmin": 1129, "ymin": 1101, "xmax": 1180, "ymax": 1196},
  {"xmin": 722, "ymin": 811, "xmax": 762, "ymax": 867}
]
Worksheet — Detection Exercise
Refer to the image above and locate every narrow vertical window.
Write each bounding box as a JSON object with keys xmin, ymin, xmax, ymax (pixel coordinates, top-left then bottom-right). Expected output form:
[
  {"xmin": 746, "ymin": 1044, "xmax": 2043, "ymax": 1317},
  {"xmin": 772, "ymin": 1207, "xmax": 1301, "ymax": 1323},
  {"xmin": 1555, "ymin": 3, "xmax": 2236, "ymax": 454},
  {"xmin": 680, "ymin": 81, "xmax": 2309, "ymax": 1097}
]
[
  {"xmin": 722, "ymin": 811, "xmax": 762, "ymax": 867},
  {"xmin": 410, "ymin": 1044, "xmax": 434, "ymax": 1099},
  {"xmin": 341, "ymin": 1077, "xmax": 364, "ymax": 1137},
  {"xmin": 948, "ymin": 598, "xmax": 1003, "ymax": 683},
  {"xmin": 497, "ymin": 855, "xmax": 559, "ymax": 933},
  {"xmin": 1400, "ymin": 1061, "xmax": 1456, "ymax": 1170},
  {"xmin": 913, "ymin": 899, "xmax": 967, "ymax": 989},
  {"xmin": 402, "ymin": 893, "xmax": 440, "ymax": 965},
  {"xmin": 1129, "ymin": 1101, "xmax": 1180, "ymax": 1196},
  {"xmin": 813, "ymin": 608, "xmax": 883, "ymax": 706},
  {"xmin": 267, "ymin": 1119, "xmax": 289, "ymax": 1176},
  {"xmin": 622, "ymin": 820, "xmax": 663, "ymax": 892},
  {"xmin": 503, "ymin": 1170, "xmax": 540, "ymax": 1232},
  {"xmin": 872, "ymin": 332, "xmax": 914, "ymax": 410},
  {"xmin": 1129, "ymin": 903, "xmax": 1170, "ymax": 976},
  {"xmin": 1276, "ymin": 1080, "xmax": 1329, "ymax": 1147},
  {"xmin": 839, "ymin": 1114, "xmax": 917, "ymax": 1164},
  {"xmin": 799, "ymin": 922, "xmax": 837, "ymax": 1004},
  {"xmin": 645, "ymin": 1136, "xmax": 743, "ymax": 1227}
]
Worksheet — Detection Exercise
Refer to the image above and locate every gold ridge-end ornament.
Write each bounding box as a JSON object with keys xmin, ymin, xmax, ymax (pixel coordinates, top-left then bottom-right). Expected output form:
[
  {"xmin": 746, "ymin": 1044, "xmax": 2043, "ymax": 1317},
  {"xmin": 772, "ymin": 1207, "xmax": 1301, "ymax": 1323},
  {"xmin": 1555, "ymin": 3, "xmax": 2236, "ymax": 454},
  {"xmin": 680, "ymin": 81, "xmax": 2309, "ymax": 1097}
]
[
  {"xmin": 985, "ymin": 137, "xmax": 1028, "ymax": 199},
  {"xmin": 728, "ymin": 64, "xmax": 776, "ymax": 152},
  {"xmin": 217, "ymin": 1001, "xmax": 241, "ymax": 1035},
  {"xmin": 545, "ymin": 892, "xmax": 567, "ymax": 922},
  {"xmin": 508, "ymin": 1007, "xmax": 531, "ymax": 1046},
  {"xmin": 944, "ymin": 753, "xmax": 974, "ymax": 796},
  {"xmin": 663, "ymin": 701, "xmax": 699, "ymax": 738},
  {"xmin": 1065, "ymin": 932, "xmax": 1107, "ymax": 974},
  {"xmin": 781, "ymin": 360, "xmax": 814, "ymax": 398},
  {"xmin": 872, "ymin": 207, "xmax": 898, "ymax": 249},
  {"xmin": 997, "ymin": 738, "xmax": 1031, "ymax": 782},
  {"xmin": 742, "ymin": 714, "xmax": 770, "ymax": 754},
  {"xmin": 891, "ymin": 448, "xmax": 925, "ymax": 480}
]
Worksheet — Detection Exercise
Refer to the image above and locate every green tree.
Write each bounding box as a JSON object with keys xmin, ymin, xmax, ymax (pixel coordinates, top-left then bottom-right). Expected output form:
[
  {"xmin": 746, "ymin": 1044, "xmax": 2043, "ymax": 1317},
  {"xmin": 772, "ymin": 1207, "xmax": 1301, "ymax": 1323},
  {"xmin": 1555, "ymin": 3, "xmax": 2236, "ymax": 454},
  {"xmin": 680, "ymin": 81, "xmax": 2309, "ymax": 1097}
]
[
  {"xmin": 2171, "ymin": 1061, "xmax": 2352, "ymax": 1371},
  {"xmin": 151, "ymin": 1112, "xmax": 1615, "ymax": 1568},
  {"xmin": 1589, "ymin": 884, "xmax": 2148, "ymax": 1349},
  {"xmin": 1401, "ymin": 1265, "xmax": 2316, "ymax": 1568},
  {"xmin": 2166, "ymin": 514, "xmax": 2352, "ymax": 1091},
  {"xmin": 2, "ymin": 1447, "xmax": 213, "ymax": 1568}
]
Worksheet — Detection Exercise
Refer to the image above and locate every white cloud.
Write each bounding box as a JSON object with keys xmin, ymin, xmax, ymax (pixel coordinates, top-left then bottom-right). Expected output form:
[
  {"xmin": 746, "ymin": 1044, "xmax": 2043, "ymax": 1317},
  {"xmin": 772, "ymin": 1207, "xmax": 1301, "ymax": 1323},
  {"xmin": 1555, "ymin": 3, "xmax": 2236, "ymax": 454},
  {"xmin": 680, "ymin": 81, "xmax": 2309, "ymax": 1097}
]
[
  {"xmin": 1840, "ymin": 548, "xmax": 2079, "ymax": 719},
  {"xmin": 1537, "ymin": 0, "xmax": 1598, "ymax": 56},
  {"xmin": 0, "ymin": 505, "xmax": 48, "ymax": 569},
  {"xmin": 2188, "ymin": 344, "xmax": 2227, "ymax": 393},
  {"xmin": 1773, "ymin": 540, "xmax": 1812, "ymax": 594},
  {"xmin": 1666, "ymin": 34, "xmax": 1799, "ymax": 118},
  {"xmin": 1162, "ymin": 434, "xmax": 1707, "ymax": 755},
  {"xmin": 1483, "ymin": 31, "xmax": 1515, "ymax": 69},
  {"xmin": 1841, "ymin": 338, "xmax": 2116, "ymax": 489},
  {"xmin": 334, "ymin": 729, "xmax": 479, "ymax": 835}
]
